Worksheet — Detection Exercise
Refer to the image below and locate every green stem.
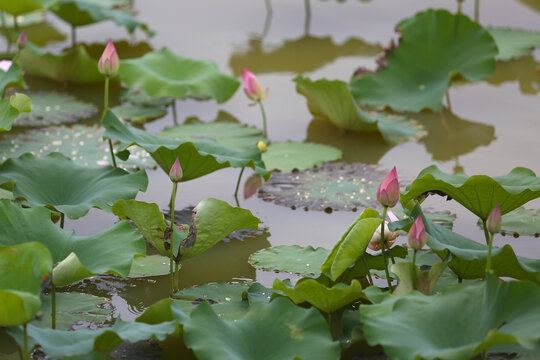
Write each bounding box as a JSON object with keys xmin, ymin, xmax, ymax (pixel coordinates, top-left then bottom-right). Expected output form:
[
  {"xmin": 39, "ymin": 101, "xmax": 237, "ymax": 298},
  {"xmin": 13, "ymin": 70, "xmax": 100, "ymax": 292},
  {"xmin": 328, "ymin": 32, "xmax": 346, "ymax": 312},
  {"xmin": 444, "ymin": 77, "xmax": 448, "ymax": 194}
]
[
  {"xmin": 457, "ymin": 0, "xmax": 463, "ymax": 14},
  {"xmin": 51, "ymin": 271, "xmax": 56, "ymax": 329},
  {"xmin": 71, "ymin": 25, "xmax": 76, "ymax": 48},
  {"xmin": 174, "ymin": 261, "xmax": 180, "ymax": 292},
  {"xmin": 445, "ymin": 92, "xmax": 452, "ymax": 111},
  {"xmin": 102, "ymin": 77, "xmax": 117, "ymax": 168},
  {"xmin": 412, "ymin": 249, "xmax": 417, "ymax": 269},
  {"xmin": 171, "ymin": 100, "xmax": 178, "ymax": 125},
  {"xmin": 361, "ymin": 254, "xmax": 373, "ymax": 286},
  {"xmin": 379, "ymin": 206, "xmax": 393, "ymax": 292},
  {"xmin": 486, "ymin": 233, "xmax": 494, "ymax": 275},
  {"xmin": 13, "ymin": 15, "xmax": 18, "ymax": 32},
  {"xmin": 169, "ymin": 182, "xmax": 178, "ymax": 296},
  {"xmin": 60, "ymin": 213, "xmax": 64, "ymax": 229},
  {"xmin": 482, "ymin": 219, "xmax": 490, "ymax": 245},
  {"xmin": 234, "ymin": 167, "xmax": 246, "ymax": 199},
  {"xmin": 303, "ymin": 0, "xmax": 311, "ymax": 36},
  {"xmin": 23, "ymin": 323, "xmax": 28, "ymax": 360},
  {"xmin": 474, "ymin": 0, "xmax": 480, "ymax": 21},
  {"xmin": 328, "ymin": 309, "xmax": 343, "ymax": 341},
  {"xmin": 380, "ymin": 206, "xmax": 395, "ymax": 264},
  {"xmin": 258, "ymin": 100, "xmax": 268, "ymax": 138}
]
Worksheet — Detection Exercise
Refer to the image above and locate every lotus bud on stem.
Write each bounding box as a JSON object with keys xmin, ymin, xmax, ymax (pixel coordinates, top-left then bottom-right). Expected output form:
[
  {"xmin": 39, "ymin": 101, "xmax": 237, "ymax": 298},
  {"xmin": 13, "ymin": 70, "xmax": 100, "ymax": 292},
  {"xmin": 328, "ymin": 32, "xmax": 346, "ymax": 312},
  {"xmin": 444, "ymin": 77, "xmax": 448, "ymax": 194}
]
[
  {"xmin": 484, "ymin": 204, "xmax": 501, "ymax": 275},
  {"xmin": 168, "ymin": 158, "xmax": 182, "ymax": 295},
  {"xmin": 408, "ymin": 216, "xmax": 427, "ymax": 269},
  {"xmin": 242, "ymin": 69, "xmax": 269, "ymax": 137}
]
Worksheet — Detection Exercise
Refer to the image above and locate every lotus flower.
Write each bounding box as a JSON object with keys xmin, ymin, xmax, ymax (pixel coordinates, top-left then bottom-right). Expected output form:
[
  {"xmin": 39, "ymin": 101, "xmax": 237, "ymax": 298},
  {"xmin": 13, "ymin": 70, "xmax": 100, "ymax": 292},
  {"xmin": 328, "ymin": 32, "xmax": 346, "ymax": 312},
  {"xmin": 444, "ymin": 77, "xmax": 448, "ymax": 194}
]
[
  {"xmin": 169, "ymin": 158, "xmax": 183, "ymax": 182},
  {"xmin": 487, "ymin": 204, "xmax": 501, "ymax": 234},
  {"xmin": 242, "ymin": 69, "xmax": 268, "ymax": 102},
  {"xmin": 368, "ymin": 221, "xmax": 399, "ymax": 251},
  {"xmin": 377, "ymin": 167, "xmax": 400, "ymax": 208},
  {"xmin": 98, "ymin": 40, "xmax": 120, "ymax": 77},
  {"xmin": 0, "ymin": 60, "xmax": 12, "ymax": 72},
  {"xmin": 408, "ymin": 216, "xmax": 427, "ymax": 250},
  {"xmin": 17, "ymin": 31, "xmax": 26, "ymax": 50}
]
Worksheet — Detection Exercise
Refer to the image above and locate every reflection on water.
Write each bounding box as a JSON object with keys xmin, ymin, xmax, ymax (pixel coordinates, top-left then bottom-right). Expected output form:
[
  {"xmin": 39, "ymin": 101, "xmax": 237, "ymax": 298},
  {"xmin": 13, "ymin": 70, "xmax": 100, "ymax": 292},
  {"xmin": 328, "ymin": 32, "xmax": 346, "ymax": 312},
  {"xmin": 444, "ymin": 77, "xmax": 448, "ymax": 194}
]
[
  {"xmin": 518, "ymin": 0, "xmax": 540, "ymax": 13},
  {"xmin": 0, "ymin": 21, "xmax": 66, "ymax": 47},
  {"xmin": 487, "ymin": 56, "xmax": 540, "ymax": 95}
]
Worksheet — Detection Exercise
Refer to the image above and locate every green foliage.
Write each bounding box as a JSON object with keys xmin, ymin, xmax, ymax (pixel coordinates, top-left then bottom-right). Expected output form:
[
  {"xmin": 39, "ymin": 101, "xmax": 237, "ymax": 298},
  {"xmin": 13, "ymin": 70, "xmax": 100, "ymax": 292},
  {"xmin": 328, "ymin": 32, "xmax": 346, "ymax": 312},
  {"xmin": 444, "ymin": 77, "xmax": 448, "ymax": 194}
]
[
  {"xmin": 262, "ymin": 141, "xmax": 342, "ymax": 172},
  {"xmin": 119, "ymin": 48, "xmax": 240, "ymax": 103},
  {"xmin": 477, "ymin": 207, "xmax": 540, "ymax": 237},
  {"xmin": 489, "ymin": 27, "xmax": 540, "ymax": 61},
  {"xmin": 0, "ymin": 0, "xmax": 57, "ymax": 15},
  {"xmin": 391, "ymin": 261, "xmax": 448, "ymax": 296},
  {"xmin": 0, "ymin": 62, "xmax": 26, "ymax": 96},
  {"xmin": 249, "ymin": 245, "xmax": 329, "ymax": 277},
  {"xmin": 111, "ymin": 104, "xmax": 166, "ymax": 124},
  {"xmin": 0, "ymin": 93, "xmax": 31, "ymax": 131},
  {"xmin": 350, "ymin": 9, "xmax": 498, "ymax": 112}
]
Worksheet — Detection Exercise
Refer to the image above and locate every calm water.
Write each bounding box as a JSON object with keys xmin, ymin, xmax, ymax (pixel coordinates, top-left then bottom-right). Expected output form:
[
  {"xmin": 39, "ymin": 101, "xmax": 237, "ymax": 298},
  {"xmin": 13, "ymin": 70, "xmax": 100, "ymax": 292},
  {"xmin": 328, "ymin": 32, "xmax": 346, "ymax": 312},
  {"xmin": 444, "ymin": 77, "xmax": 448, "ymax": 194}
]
[{"xmin": 3, "ymin": 0, "xmax": 540, "ymax": 326}]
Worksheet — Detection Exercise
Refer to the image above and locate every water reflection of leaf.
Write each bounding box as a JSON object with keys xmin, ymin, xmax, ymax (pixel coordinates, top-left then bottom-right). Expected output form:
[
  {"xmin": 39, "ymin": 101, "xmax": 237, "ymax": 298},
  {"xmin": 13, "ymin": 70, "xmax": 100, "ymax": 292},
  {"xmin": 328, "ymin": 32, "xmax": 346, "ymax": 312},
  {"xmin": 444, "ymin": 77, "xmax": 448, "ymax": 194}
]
[
  {"xmin": 411, "ymin": 110, "xmax": 496, "ymax": 161},
  {"xmin": 0, "ymin": 21, "xmax": 66, "ymax": 46},
  {"xmin": 229, "ymin": 36, "xmax": 381, "ymax": 76},
  {"xmin": 518, "ymin": 0, "xmax": 540, "ymax": 13},
  {"xmin": 487, "ymin": 55, "xmax": 540, "ymax": 95}
]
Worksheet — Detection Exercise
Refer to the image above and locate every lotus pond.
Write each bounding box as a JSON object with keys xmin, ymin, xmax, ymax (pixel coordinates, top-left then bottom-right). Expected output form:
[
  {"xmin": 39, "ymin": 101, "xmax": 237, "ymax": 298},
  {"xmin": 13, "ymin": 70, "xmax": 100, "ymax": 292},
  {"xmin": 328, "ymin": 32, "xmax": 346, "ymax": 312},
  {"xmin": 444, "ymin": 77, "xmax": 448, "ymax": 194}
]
[{"xmin": 1, "ymin": 0, "xmax": 540, "ymax": 359}]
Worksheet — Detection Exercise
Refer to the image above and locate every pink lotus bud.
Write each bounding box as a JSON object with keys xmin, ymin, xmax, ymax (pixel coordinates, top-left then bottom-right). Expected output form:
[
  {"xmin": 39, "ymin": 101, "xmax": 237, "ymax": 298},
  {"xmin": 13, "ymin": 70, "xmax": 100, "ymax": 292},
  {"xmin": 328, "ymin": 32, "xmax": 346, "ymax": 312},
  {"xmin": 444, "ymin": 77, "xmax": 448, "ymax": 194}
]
[
  {"xmin": 17, "ymin": 31, "xmax": 27, "ymax": 50},
  {"xmin": 169, "ymin": 158, "xmax": 182, "ymax": 182},
  {"xmin": 242, "ymin": 69, "xmax": 268, "ymax": 101},
  {"xmin": 257, "ymin": 140, "xmax": 267, "ymax": 153},
  {"xmin": 368, "ymin": 221, "xmax": 399, "ymax": 251},
  {"xmin": 0, "ymin": 60, "xmax": 12, "ymax": 72},
  {"xmin": 377, "ymin": 166, "xmax": 400, "ymax": 208},
  {"xmin": 487, "ymin": 204, "xmax": 501, "ymax": 234},
  {"xmin": 98, "ymin": 40, "xmax": 120, "ymax": 77},
  {"xmin": 408, "ymin": 216, "xmax": 427, "ymax": 250}
]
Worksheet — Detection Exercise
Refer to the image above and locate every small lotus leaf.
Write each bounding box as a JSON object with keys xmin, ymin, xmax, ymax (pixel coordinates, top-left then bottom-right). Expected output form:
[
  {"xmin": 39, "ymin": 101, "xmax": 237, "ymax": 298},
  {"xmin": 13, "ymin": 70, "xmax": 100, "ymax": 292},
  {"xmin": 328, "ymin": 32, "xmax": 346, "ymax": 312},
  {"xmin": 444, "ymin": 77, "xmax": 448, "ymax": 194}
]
[
  {"xmin": 119, "ymin": 48, "xmax": 240, "ymax": 103},
  {"xmin": 0, "ymin": 0, "xmax": 56, "ymax": 15},
  {"xmin": 273, "ymin": 278, "xmax": 366, "ymax": 313},
  {"xmin": 0, "ymin": 242, "xmax": 52, "ymax": 326},
  {"xmin": 476, "ymin": 207, "xmax": 540, "ymax": 238},
  {"xmin": 16, "ymin": 92, "xmax": 97, "ymax": 126},
  {"xmin": 0, "ymin": 62, "xmax": 26, "ymax": 96},
  {"xmin": 360, "ymin": 275, "xmax": 540, "ymax": 360},
  {"xmin": 120, "ymin": 87, "xmax": 171, "ymax": 107},
  {"xmin": 295, "ymin": 76, "xmax": 424, "ymax": 144},
  {"xmin": 111, "ymin": 104, "xmax": 166, "ymax": 124},
  {"xmin": 127, "ymin": 255, "xmax": 171, "ymax": 278},
  {"xmin": 183, "ymin": 297, "xmax": 341, "ymax": 360},
  {"xmin": 401, "ymin": 165, "xmax": 540, "ymax": 220},
  {"xmin": 262, "ymin": 141, "xmax": 342, "ymax": 172},
  {"xmin": 248, "ymin": 245, "xmax": 329, "ymax": 277},
  {"xmin": 391, "ymin": 261, "xmax": 448, "ymax": 296},
  {"xmin": 173, "ymin": 282, "xmax": 251, "ymax": 303},
  {"xmin": 103, "ymin": 110, "xmax": 270, "ymax": 181},
  {"xmin": 489, "ymin": 28, "xmax": 540, "ymax": 61},
  {"xmin": 0, "ymin": 152, "xmax": 148, "ymax": 219},
  {"xmin": 0, "ymin": 93, "xmax": 31, "ymax": 132},
  {"xmin": 350, "ymin": 9, "xmax": 498, "ymax": 112}
]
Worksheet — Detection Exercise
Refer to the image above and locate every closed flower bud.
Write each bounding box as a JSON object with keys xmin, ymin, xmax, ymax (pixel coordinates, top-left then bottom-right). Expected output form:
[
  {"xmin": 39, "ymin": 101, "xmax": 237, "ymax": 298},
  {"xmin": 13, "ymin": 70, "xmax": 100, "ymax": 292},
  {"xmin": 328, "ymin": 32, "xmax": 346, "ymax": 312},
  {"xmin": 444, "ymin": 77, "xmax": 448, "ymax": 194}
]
[
  {"xmin": 98, "ymin": 40, "xmax": 120, "ymax": 77},
  {"xmin": 169, "ymin": 158, "xmax": 182, "ymax": 182},
  {"xmin": 257, "ymin": 140, "xmax": 267, "ymax": 153},
  {"xmin": 368, "ymin": 221, "xmax": 399, "ymax": 251},
  {"xmin": 242, "ymin": 69, "xmax": 268, "ymax": 102},
  {"xmin": 377, "ymin": 167, "xmax": 400, "ymax": 208},
  {"xmin": 408, "ymin": 216, "xmax": 427, "ymax": 250},
  {"xmin": 487, "ymin": 204, "xmax": 501, "ymax": 234},
  {"xmin": 17, "ymin": 31, "xmax": 26, "ymax": 50}
]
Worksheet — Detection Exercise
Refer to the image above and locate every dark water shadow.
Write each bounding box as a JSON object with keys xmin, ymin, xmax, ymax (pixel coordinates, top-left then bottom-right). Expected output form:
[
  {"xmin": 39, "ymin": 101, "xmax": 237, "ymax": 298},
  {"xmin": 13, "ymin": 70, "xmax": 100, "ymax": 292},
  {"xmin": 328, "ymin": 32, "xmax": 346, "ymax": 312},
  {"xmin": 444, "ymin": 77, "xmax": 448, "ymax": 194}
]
[{"xmin": 487, "ymin": 55, "xmax": 540, "ymax": 95}]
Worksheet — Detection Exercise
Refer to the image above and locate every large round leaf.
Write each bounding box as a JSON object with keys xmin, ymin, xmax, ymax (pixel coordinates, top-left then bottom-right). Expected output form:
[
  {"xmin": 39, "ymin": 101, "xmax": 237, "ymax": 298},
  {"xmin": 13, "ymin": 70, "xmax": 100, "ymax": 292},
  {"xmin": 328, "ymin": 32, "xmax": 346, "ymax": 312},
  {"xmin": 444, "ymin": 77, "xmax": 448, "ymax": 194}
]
[
  {"xmin": 360, "ymin": 275, "xmax": 540, "ymax": 360},
  {"xmin": 0, "ymin": 152, "xmax": 148, "ymax": 219},
  {"xmin": 119, "ymin": 48, "xmax": 240, "ymax": 103},
  {"xmin": 103, "ymin": 110, "xmax": 270, "ymax": 181},
  {"xmin": 262, "ymin": 141, "xmax": 342, "ymax": 172},
  {"xmin": 401, "ymin": 165, "xmax": 540, "ymax": 220},
  {"xmin": 183, "ymin": 297, "xmax": 341, "ymax": 360},
  {"xmin": 349, "ymin": 9, "xmax": 498, "ymax": 112},
  {"xmin": 0, "ymin": 242, "xmax": 52, "ymax": 326},
  {"xmin": 0, "ymin": 199, "xmax": 145, "ymax": 285}
]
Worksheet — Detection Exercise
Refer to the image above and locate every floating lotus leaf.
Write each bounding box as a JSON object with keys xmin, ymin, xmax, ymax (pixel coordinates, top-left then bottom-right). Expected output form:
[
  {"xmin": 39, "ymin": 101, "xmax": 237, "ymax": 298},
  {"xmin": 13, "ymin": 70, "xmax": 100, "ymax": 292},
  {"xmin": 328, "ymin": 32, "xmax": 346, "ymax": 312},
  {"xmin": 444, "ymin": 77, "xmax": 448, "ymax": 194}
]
[
  {"xmin": 113, "ymin": 198, "xmax": 260, "ymax": 260},
  {"xmin": 0, "ymin": 125, "xmax": 154, "ymax": 170},
  {"xmin": 401, "ymin": 165, "xmax": 540, "ymax": 220},
  {"xmin": 0, "ymin": 200, "xmax": 146, "ymax": 286},
  {"xmin": 360, "ymin": 275, "xmax": 540, "ymax": 360},
  {"xmin": 111, "ymin": 104, "xmax": 166, "ymax": 124},
  {"xmin": 0, "ymin": 93, "xmax": 31, "ymax": 131},
  {"xmin": 103, "ymin": 110, "xmax": 270, "ymax": 181},
  {"xmin": 0, "ymin": 152, "xmax": 148, "ymax": 219},
  {"xmin": 0, "ymin": 242, "xmax": 52, "ymax": 326},
  {"xmin": 489, "ymin": 28, "xmax": 540, "ymax": 61},
  {"xmin": 183, "ymin": 297, "xmax": 341, "ymax": 360},
  {"xmin": 273, "ymin": 278, "xmax": 366, "ymax": 313},
  {"xmin": 119, "ymin": 87, "xmax": 171, "ymax": 107},
  {"xmin": 350, "ymin": 9, "xmax": 498, "ymax": 112},
  {"xmin": 173, "ymin": 282, "xmax": 251, "ymax": 302},
  {"xmin": 0, "ymin": 0, "xmax": 56, "ymax": 15},
  {"xmin": 476, "ymin": 207, "xmax": 540, "ymax": 237},
  {"xmin": 0, "ymin": 10, "xmax": 45, "ymax": 27},
  {"xmin": 295, "ymin": 76, "xmax": 424, "ymax": 143},
  {"xmin": 249, "ymin": 245, "xmax": 329, "ymax": 277},
  {"xmin": 119, "ymin": 48, "xmax": 240, "ymax": 103},
  {"xmin": 15, "ymin": 92, "xmax": 97, "ymax": 126},
  {"xmin": 8, "ymin": 320, "xmax": 178, "ymax": 359},
  {"xmin": 51, "ymin": 0, "xmax": 154, "ymax": 36},
  {"xmin": 262, "ymin": 141, "xmax": 342, "ymax": 172},
  {"xmin": 32, "ymin": 292, "xmax": 112, "ymax": 330},
  {"xmin": 127, "ymin": 255, "xmax": 171, "ymax": 277}
]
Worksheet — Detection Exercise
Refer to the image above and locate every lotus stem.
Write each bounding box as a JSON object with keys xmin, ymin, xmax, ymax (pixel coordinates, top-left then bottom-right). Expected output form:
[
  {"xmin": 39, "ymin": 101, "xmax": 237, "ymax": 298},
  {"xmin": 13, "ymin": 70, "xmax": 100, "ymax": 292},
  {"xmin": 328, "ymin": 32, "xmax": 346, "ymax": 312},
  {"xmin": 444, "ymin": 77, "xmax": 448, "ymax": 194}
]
[
  {"xmin": 445, "ymin": 92, "xmax": 452, "ymax": 111},
  {"xmin": 258, "ymin": 100, "xmax": 268, "ymax": 138},
  {"xmin": 171, "ymin": 99, "xmax": 178, "ymax": 126},
  {"xmin": 174, "ymin": 261, "xmax": 180, "ymax": 292},
  {"xmin": 234, "ymin": 167, "xmax": 246, "ymax": 199},
  {"xmin": 474, "ymin": 0, "xmax": 480, "ymax": 22},
  {"xmin": 381, "ymin": 206, "xmax": 395, "ymax": 264},
  {"xmin": 380, "ymin": 207, "xmax": 393, "ymax": 292},
  {"xmin": 261, "ymin": 0, "xmax": 273, "ymax": 38},
  {"xmin": 304, "ymin": 0, "xmax": 311, "ymax": 36},
  {"xmin": 12, "ymin": 15, "xmax": 18, "ymax": 32},
  {"xmin": 412, "ymin": 249, "xmax": 417, "ymax": 269},
  {"xmin": 328, "ymin": 309, "xmax": 344, "ymax": 341},
  {"xmin": 51, "ymin": 271, "xmax": 56, "ymax": 329},
  {"xmin": 457, "ymin": 0, "xmax": 463, "ymax": 14},
  {"xmin": 60, "ymin": 213, "xmax": 64, "ymax": 229},
  {"xmin": 169, "ymin": 182, "xmax": 178, "ymax": 296},
  {"xmin": 71, "ymin": 25, "xmax": 76, "ymax": 48},
  {"xmin": 23, "ymin": 323, "xmax": 28, "ymax": 360},
  {"xmin": 1, "ymin": 12, "xmax": 11, "ymax": 53},
  {"xmin": 102, "ymin": 76, "xmax": 117, "ymax": 168},
  {"xmin": 361, "ymin": 254, "xmax": 373, "ymax": 286}
]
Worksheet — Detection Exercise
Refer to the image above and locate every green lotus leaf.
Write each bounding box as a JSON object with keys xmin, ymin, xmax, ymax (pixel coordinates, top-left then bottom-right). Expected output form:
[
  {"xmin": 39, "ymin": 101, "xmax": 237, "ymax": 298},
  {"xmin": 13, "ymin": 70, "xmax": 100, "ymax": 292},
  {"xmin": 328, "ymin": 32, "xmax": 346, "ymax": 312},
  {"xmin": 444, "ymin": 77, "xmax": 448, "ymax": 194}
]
[
  {"xmin": 0, "ymin": 199, "xmax": 145, "ymax": 285},
  {"xmin": 103, "ymin": 110, "xmax": 270, "ymax": 181},
  {"xmin": 489, "ymin": 27, "xmax": 540, "ymax": 61},
  {"xmin": 0, "ymin": 62, "xmax": 26, "ymax": 97},
  {"xmin": 7, "ymin": 18, "xmax": 67, "ymax": 47},
  {"xmin": 0, "ymin": 152, "xmax": 148, "ymax": 219},
  {"xmin": 127, "ymin": 254, "xmax": 171, "ymax": 277},
  {"xmin": 350, "ymin": 9, "xmax": 498, "ymax": 112},
  {"xmin": 391, "ymin": 261, "xmax": 448, "ymax": 296},
  {"xmin": 0, "ymin": 242, "xmax": 52, "ymax": 326},
  {"xmin": 321, "ymin": 209, "xmax": 382, "ymax": 281},
  {"xmin": 173, "ymin": 282, "xmax": 251, "ymax": 302},
  {"xmin": 273, "ymin": 278, "xmax": 366, "ymax": 313},
  {"xmin": 119, "ymin": 87, "xmax": 171, "ymax": 107},
  {"xmin": 475, "ymin": 207, "xmax": 540, "ymax": 238},
  {"xmin": 401, "ymin": 165, "xmax": 540, "ymax": 220},
  {"xmin": 111, "ymin": 104, "xmax": 166, "ymax": 124},
  {"xmin": 0, "ymin": 125, "xmax": 154, "ymax": 170},
  {"xmin": 8, "ymin": 320, "xmax": 178, "ymax": 359},
  {"xmin": 0, "ymin": 93, "xmax": 31, "ymax": 131},
  {"xmin": 118, "ymin": 48, "xmax": 240, "ymax": 103},
  {"xmin": 360, "ymin": 275, "xmax": 540, "ymax": 360},
  {"xmin": 0, "ymin": 0, "xmax": 56, "ymax": 15},
  {"xmin": 249, "ymin": 245, "xmax": 329, "ymax": 277},
  {"xmin": 183, "ymin": 297, "xmax": 341, "ymax": 360},
  {"xmin": 15, "ymin": 92, "xmax": 97, "ymax": 126},
  {"xmin": 262, "ymin": 141, "xmax": 342, "ymax": 172},
  {"xmin": 0, "ymin": 10, "xmax": 44, "ymax": 27},
  {"xmin": 295, "ymin": 76, "xmax": 424, "ymax": 143},
  {"xmin": 51, "ymin": 0, "xmax": 154, "ymax": 36}
]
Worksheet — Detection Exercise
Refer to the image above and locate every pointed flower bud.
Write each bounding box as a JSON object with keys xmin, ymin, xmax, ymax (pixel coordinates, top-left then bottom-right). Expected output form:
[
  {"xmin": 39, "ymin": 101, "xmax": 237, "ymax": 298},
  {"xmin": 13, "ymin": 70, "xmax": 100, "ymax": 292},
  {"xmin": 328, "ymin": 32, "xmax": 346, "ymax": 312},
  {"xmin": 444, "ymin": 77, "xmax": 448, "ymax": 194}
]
[
  {"xmin": 169, "ymin": 158, "xmax": 182, "ymax": 182},
  {"xmin": 408, "ymin": 216, "xmax": 427, "ymax": 250},
  {"xmin": 487, "ymin": 204, "xmax": 501, "ymax": 234},
  {"xmin": 368, "ymin": 221, "xmax": 399, "ymax": 251},
  {"xmin": 242, "ymin": 68, "xmax": 268, "ymax": 101},
  {"xmin": 377, "ymin": 166, "xmax": 400, "ymax": 208},
  {"xmin": 257, "ymin": 140, "xmax": 267, "ymax": 153},
  {"xmin": 17, "ymin": 31, "xmax": 27, "ymax": 50},
  {"xmin": 98, "ymin": 40, "xmax": 120, "ymax": 77}
]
